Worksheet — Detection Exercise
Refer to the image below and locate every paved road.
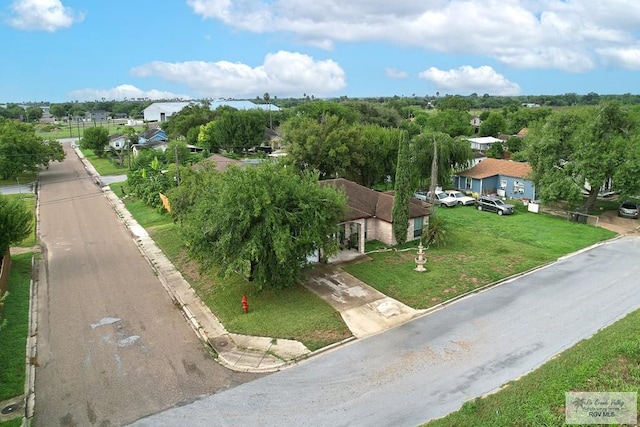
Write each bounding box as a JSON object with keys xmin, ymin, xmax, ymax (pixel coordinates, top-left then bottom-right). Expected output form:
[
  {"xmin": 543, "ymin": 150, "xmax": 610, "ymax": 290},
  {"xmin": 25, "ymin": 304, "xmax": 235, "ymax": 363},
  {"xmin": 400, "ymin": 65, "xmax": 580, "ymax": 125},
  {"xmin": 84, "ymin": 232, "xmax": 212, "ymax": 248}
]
[
  {"xmin": 34, "ymin": 145, "xmax": 260, "ymax": 426},
  {"xmin": 130, "ymin": 237, "xmax": 640, "ymax": 427}
]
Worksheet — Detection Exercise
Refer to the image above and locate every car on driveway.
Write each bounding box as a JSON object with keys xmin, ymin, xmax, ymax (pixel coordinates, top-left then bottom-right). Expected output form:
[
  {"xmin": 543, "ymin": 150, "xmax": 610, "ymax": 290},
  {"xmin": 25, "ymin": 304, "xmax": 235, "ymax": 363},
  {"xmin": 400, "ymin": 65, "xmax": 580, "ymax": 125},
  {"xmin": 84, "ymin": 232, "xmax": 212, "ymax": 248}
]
[
  {"xmin": 413, "ymin": 191, "xmax": 457, "ymax": 207},
  {"xmin": 446, "ymin": 190, "xmax": 476, "ymax": 206},
  {"xmin": 476, "ymin": 195, "xmax": 514, "ymax": 215},
  {"xmin": 618, "ymin": 200, "xmax": 639, "ymax": 219}
]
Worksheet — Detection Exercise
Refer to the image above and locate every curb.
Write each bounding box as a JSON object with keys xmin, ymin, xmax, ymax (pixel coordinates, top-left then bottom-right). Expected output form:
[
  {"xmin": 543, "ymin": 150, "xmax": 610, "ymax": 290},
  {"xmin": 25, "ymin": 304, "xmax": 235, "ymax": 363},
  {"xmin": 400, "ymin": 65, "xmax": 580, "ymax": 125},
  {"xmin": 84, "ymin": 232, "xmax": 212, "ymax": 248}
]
[{"xmin": 414, "ymin": 235, "xmax": 623, "ymax": 319}]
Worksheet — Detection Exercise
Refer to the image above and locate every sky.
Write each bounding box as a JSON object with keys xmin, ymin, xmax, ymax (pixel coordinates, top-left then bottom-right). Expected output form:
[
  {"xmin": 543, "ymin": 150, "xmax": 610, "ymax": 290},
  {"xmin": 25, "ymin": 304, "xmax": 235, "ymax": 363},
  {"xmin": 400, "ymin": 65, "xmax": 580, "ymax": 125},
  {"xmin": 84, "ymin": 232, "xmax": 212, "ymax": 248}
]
[{"xmin": 1, "ymin": 0, "xmax": 640, "ymax": 103}]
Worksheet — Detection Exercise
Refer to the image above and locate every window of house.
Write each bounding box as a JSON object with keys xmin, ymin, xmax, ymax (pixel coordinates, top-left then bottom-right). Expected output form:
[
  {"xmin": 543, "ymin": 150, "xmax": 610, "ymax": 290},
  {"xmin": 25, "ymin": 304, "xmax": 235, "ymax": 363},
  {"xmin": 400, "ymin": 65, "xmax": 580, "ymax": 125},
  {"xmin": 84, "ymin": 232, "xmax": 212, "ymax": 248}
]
[
  {"xmin": 513, "ymin": 181, "xmax": 524, "ymax": 194},
  {"xmin": 500, "ymin": 179, "xmax": 507, "ymax": 190},
  {"xmin": 414, "ymin": 217, "xmax": 423, "ymax": 238},
  {"xmin": 465, "ymin": 177, "xmax": 472, "ymax": 189}
]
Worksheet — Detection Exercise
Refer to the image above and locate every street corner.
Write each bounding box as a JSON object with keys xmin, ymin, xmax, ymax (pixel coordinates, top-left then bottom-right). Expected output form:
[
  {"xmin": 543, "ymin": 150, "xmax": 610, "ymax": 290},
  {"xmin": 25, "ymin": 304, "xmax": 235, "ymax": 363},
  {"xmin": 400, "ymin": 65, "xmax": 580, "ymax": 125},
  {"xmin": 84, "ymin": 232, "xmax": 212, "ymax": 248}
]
[{"xmin": 211, "ymin": 333, "xmax": 311, "ymax": 373}]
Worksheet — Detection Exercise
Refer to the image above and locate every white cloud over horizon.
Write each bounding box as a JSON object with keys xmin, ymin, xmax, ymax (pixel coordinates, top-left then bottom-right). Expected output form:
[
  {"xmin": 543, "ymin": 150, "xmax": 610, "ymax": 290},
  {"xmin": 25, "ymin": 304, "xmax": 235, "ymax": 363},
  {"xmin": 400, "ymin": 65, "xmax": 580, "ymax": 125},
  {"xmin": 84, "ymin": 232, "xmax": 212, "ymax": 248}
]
[
  {"xmin": 130, "ymin": 51, "xmax": 346, "ymax": 98},
  {"xmin": 419, "ymin": 65, "xmax": 521, "ymax": 96},
  {"xmin": 7, "ymin": 0, "xmax": 84, "ymax": 31},
  {"xmin": 186, "ymin": 0, "xmax": 640, "ymax": 73},
  {"xmin": 67, "ymin": 84, "xmax": 190, "ymax": 102}
]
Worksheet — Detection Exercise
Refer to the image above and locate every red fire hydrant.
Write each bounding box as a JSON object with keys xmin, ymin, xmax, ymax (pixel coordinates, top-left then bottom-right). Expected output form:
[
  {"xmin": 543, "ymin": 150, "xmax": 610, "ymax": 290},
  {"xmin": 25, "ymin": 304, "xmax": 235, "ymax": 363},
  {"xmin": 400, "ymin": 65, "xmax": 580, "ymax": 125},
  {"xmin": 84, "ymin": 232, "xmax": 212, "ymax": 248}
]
[{"xmin": 241, "ymin": 295, "xmax": 249, "ymax": 314}]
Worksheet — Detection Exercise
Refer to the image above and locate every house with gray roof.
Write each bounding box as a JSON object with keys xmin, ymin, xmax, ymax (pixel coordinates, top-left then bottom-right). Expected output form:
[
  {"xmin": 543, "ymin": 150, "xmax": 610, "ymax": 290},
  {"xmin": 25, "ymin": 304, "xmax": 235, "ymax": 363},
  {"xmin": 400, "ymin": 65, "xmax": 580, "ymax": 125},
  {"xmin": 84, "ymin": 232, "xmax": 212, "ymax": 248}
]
[{"xmin": 319, "ymin": 178, "xmax": 430, "ymax": 253}]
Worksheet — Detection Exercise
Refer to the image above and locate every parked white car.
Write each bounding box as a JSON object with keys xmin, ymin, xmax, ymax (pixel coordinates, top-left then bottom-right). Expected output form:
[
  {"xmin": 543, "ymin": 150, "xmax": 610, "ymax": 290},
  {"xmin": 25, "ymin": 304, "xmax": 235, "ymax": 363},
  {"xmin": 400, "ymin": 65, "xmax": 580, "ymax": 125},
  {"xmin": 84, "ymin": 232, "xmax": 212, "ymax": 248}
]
[
  {"xmin": 446, "ymin": 190, "xmax": 476, "ymax": 206},
  {"xmin": 414, "ymin": 191, "xmax": 457, "ymax": 207}
]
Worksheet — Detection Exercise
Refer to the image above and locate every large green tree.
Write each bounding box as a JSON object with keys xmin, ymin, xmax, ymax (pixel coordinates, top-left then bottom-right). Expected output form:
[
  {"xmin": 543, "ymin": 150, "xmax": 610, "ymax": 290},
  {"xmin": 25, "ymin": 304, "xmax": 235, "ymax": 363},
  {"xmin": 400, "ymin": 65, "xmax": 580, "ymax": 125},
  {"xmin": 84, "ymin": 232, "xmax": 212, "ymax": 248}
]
[
  {"xmin": 411, "ymin": 132, "xmax": 473, "ymax": 190},
  {"xmin": 282, "ymin": 114, "xmax": 400, "ymax": 187},
  {"xmin": 392, "ymin": 132, "xmax": 411, "ymax": 245},
  {"xmin": 526, "ymin": 102, "xmax": 640, "ymax": 211},
  {"xmin": 159, "ymin": 104, "xmax": 217, "ymax": 139},
  {"xmin": 0, "ymin": 118, "xmax": 65, "ymax": 179},
  {"xmin": 197, "ymin": 109, "xmax": 266, "ymax": 153},
  {"xmin": 0, "ymin": 196, "xmax": 32, "ymax": 256},
  {"xmin": 80, "ymin": 126, "xmax": 109, "ymax": 157},
  {"xmin": 177, "ymin": 162, "xmax": 346, "ymax": 289},
  {"xmin": 479, "ymin": 111, "xmax": 507, "ymax": 137}
]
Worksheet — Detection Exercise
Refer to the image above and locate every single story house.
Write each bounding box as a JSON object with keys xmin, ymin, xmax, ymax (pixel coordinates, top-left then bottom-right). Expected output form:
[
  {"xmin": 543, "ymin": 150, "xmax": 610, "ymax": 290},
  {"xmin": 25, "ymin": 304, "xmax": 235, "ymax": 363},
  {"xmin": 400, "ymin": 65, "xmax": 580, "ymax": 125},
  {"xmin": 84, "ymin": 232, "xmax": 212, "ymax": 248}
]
[
  {"xmin": 319, "ymin": 178, "xmax": 430, "ymax": 254},
  {"xmin": 466, "ymin": 136, "xmax": 503, "ymax": 151},
  {"xmin": 108, "ymin": 134, "xmax": 127, "ymax": 150},
  {"xmin": 131, "ymin": 129, "xmax": 169, "ymax": 155},
  {"xmin": 453, "ymin": 158, "xmax": 536, "ymax": 200}
]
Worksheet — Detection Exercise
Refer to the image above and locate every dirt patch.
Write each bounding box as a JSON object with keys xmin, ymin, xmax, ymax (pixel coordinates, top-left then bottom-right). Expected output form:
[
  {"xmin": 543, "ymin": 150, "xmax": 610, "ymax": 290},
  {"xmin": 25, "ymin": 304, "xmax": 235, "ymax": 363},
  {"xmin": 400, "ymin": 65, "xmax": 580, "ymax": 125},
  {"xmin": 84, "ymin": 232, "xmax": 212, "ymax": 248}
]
[{"xmin": 595, "ymin": 210, "xmax": 640, "ymax": 235}]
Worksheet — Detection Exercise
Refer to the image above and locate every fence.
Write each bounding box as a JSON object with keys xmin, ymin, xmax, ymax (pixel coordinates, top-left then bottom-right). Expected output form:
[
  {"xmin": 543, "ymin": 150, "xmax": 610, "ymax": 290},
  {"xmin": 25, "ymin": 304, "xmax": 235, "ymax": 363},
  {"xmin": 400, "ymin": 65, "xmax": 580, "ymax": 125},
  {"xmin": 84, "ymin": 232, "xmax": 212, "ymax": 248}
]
[{"xmin": 0, "ymin": 249, "xmax": 11, "ymax": 296}]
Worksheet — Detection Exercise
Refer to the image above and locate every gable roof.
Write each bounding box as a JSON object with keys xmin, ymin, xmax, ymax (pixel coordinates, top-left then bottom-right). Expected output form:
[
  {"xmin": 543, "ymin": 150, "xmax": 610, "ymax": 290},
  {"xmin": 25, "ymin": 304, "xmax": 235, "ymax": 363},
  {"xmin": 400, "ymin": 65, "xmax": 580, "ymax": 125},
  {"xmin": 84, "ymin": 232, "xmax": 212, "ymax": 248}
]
[
  {"xmin": 139, "ymin": 128, "xmax": 168, "ymax": 142},
  {"xmin": 457, "ymin": 158, "xmax": 532, "ymax": 179},
  {"xmin": 320, "ymin": 178, "xmax": 429, "ymax": 223},
  {"xmin": 191, "ymin": 154, "xmax": 244, "ymax": 172}
]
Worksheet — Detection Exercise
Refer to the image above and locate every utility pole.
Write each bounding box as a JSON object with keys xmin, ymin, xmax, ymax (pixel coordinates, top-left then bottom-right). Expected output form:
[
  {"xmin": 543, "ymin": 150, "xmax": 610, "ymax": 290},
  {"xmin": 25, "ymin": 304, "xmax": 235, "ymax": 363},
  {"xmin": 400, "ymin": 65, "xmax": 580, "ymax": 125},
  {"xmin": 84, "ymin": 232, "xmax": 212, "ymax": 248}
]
[{"xmin": 174, "ymin": 144, "xmax": 180, "ymax": 186}]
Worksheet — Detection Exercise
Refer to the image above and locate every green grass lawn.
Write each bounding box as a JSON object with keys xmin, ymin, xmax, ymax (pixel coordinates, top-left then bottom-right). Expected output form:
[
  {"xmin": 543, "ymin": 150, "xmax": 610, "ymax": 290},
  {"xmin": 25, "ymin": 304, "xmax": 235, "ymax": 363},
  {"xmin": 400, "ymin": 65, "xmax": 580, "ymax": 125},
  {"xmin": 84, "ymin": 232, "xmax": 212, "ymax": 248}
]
[
  {"xmin": 345, "ymin": 205, "xmax": 616, "ymax": 309},
  {"xmin": 112, "ymin": 184, "xmax": 351, "ymax": 350},
  {"xmin": 423, "ymin": 308, "xmax": 640, "ymax": 426},
  {"xmin": 79, "ymin": 148, "xmax": 129, "ymax": 176},
  {"xmin": 0, "ymin": 253, "xmax": 32, "ymax": 401},
  {"xmin": 0, "ymin": 173, "xmax": 37, "ymax": 186},
  {"xmin": 35, "ymin": 123, "xmax": 144, "ymax": 140}
]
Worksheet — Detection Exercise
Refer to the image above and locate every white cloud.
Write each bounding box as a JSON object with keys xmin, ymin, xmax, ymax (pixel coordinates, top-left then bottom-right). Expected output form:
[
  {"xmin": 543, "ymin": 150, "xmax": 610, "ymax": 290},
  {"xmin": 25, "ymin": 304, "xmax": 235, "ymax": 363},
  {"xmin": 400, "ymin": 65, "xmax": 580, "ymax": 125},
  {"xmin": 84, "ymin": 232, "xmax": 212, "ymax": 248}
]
[
  {"xmin": 597, "ymin": 47, "xmax": 640, "ymax": 70},
  {"xmin": 67, "ymin": 85, "xmax": 190, "ymax": 102},
  {"xmin": 130, "ymin": 50, "xmax": 346, "ymax": 98},
  {"xmin": 385, "ymin": 68, "xmax": 408, "ymax": 79},
  {"xmin": 418, "ymin": 65, "xmax": 521, "ymax": 96},
  {"xmin": 8, "ymin": 0, "xmax": 84, "ymax": 31},
  {"xmin": 186, "ymin": 0, "xmax": 640, "ymax": 72}
]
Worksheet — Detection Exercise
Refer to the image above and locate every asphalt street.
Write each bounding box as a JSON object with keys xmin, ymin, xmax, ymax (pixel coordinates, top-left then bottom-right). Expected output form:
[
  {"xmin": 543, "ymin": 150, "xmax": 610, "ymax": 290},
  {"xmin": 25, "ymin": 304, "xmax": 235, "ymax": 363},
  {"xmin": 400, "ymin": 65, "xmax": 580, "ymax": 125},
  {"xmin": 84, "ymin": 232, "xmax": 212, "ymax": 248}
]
[
  {"xmin": 130, "ymin": 236, "xmax": 640, "ymax": 427},
  {"xmin": 34, "ymin": 144, "xmax": 260, "ymax": 427}
]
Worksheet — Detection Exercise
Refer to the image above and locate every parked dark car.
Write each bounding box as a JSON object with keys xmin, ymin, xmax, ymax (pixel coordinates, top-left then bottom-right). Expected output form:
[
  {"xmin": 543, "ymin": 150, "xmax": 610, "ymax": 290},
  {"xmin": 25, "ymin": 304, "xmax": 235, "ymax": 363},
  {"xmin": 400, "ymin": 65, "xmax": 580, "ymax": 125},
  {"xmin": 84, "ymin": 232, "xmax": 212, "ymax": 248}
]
[
  {"xmin": 476, "ymin": 195, "xmax": 514, "ymax": 215},
  {"xmin": 618, "ymin": 200, "xmax": 639, "ymax": 219}
]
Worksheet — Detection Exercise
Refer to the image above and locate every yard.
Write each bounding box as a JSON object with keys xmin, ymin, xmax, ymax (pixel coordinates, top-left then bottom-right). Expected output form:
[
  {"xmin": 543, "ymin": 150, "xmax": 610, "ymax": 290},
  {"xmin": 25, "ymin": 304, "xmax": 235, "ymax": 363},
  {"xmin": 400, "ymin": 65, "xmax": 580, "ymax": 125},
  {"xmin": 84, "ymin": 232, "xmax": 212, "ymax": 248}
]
[
  {"xmin": 344, "ymin": 203, "xmax": 616, "ymax": 309},
  {"xmin": 111, "ymin": 186, "xmax": 617, "ymax": 350},
  {"xmin": 34, "ymin": 123, "xmax": 145, "ymax": 140}
]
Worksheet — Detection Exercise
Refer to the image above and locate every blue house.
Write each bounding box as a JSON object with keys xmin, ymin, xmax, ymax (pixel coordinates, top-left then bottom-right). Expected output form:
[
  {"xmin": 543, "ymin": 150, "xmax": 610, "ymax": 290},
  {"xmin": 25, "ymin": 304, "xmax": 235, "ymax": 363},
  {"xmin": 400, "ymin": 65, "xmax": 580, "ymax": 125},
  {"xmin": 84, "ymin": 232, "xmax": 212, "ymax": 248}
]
[
  {"xmin": 132, "ymin": 128, "xmax": 169, "ymax": 156},
  {"xmin": 138, "ymin": 128, "xmax": 168, "ymax": 145},
  {"xmin": 453, "ymin": 158, "xmax": 536, "ymax": 200}
]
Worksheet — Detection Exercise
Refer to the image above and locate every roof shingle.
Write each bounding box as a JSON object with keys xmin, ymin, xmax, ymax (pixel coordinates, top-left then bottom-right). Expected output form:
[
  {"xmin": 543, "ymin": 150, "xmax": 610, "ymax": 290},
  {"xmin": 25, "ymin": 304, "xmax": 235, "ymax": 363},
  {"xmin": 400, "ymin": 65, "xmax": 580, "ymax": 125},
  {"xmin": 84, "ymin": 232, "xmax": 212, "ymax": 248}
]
[
  {"xmin": 320, "ymin": 178, "xmax": 429, "ymax": 223},
  {"xmin": 457, "ymin": 158, "xmax": 532, "ymax": 179}
]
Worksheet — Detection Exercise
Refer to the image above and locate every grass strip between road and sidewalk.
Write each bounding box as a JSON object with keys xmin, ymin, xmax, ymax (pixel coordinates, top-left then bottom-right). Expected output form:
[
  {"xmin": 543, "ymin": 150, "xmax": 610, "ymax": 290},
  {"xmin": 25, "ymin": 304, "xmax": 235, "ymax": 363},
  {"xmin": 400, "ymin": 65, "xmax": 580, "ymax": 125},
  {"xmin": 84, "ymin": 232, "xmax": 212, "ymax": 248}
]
[
  {"xmin": 0, "ymin": 253, "xmax": 32, "ymax": 401},
  {"xmin": 423, "ymin": 308, "xmax": 640, "ymax": 426}
]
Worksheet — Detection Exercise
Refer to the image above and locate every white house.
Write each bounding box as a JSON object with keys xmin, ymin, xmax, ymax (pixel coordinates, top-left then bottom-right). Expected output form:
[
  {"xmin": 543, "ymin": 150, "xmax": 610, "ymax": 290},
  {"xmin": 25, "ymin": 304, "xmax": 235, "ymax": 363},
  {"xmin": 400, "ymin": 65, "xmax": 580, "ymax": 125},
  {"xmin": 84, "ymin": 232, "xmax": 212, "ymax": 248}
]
[
  {"xmin": 466, "ymin": 136, "xmax": 503, "ymax": 151},
  {"xmin": 143, "ymin": 102, "xmax": 194, "ymax": 122}
]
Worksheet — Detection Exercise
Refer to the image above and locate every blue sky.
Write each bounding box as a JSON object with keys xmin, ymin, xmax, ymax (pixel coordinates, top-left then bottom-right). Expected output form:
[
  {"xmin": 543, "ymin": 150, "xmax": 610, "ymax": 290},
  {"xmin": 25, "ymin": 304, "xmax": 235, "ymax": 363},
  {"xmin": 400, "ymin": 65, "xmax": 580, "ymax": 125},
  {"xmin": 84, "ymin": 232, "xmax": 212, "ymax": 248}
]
[{"xmin": 2, "ymin": 0, "xmax": 640, "ymax": 103}]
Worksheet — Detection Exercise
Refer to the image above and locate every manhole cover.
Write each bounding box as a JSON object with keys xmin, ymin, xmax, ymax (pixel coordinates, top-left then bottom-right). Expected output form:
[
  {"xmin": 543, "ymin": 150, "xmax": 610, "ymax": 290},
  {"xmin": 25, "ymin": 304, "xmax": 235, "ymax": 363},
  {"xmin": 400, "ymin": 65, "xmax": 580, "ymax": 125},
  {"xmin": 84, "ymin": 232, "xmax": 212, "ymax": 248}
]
[
  {"xmin": 216, "ymin": 340, "xmax": 228, "ymax": 347},
  {"xmin": 1, "ymin": 404, "xmax": 18, "ymax": 415}
]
